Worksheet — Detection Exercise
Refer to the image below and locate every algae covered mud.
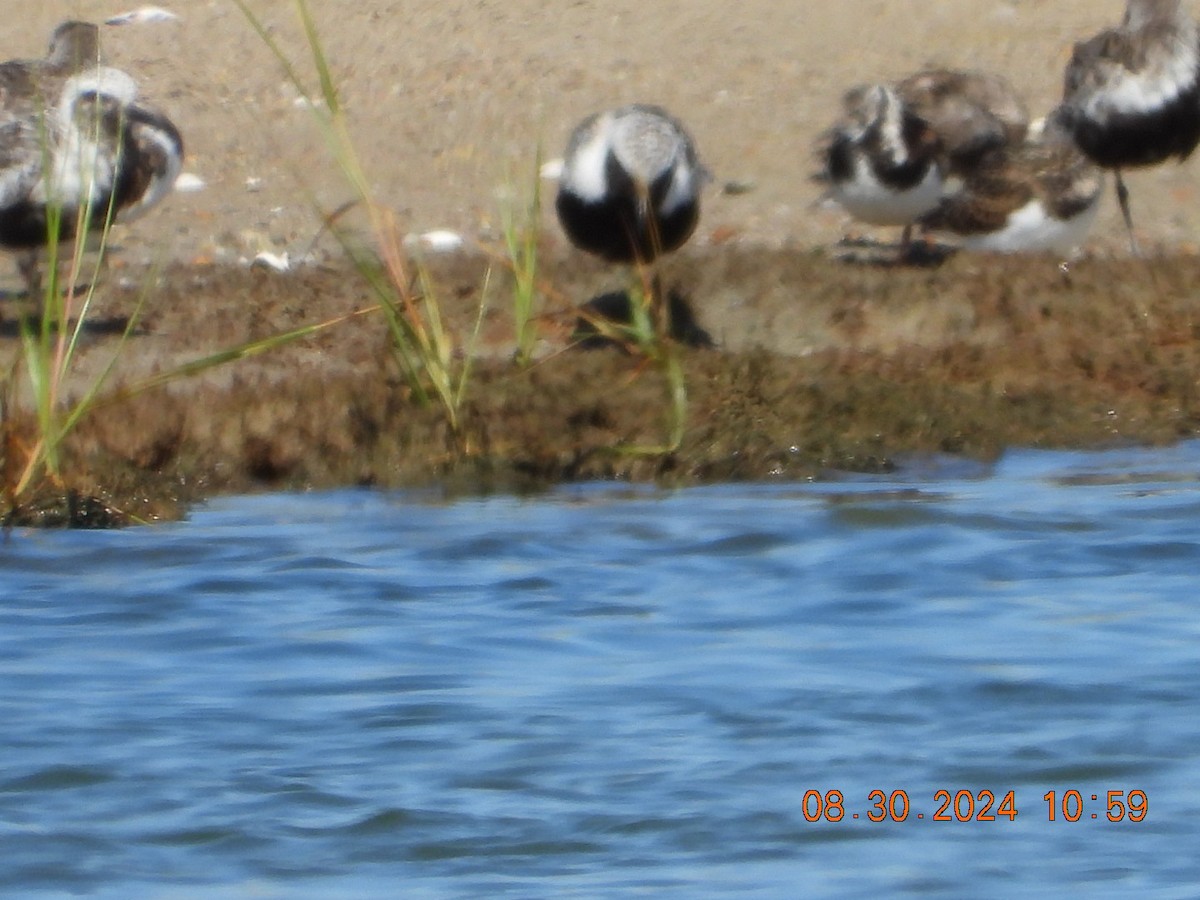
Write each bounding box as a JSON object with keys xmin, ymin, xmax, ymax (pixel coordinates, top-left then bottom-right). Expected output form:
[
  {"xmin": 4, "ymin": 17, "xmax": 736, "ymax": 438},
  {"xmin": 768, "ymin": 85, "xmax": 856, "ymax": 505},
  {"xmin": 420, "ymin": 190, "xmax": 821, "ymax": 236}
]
[{"xmin": 3, "ymin": 247, "xmax": 1200, "ymax": 526}]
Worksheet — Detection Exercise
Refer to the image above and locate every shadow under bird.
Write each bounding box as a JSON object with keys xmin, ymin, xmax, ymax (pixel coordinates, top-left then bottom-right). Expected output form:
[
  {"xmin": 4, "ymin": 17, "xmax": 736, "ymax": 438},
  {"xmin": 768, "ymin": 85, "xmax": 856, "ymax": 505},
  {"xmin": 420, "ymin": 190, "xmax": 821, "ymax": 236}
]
[
  {"xmin": 818, "ymin": 70, "xmax": 1029, "ymax": 255},
  {"xmin": 0, "ymin": 21, "xmax": 184, "ymax": 299},
  {"xmin": 1059, "ymin": 0, "xmax": 1200, "ymax": 253},
  {"xmin": 555, "ymin": 104, "xmax": 705, "ymax": 264},
  {"xmin": 918, "ymin": 109, "xmax": 1105, "ymax": 256}
]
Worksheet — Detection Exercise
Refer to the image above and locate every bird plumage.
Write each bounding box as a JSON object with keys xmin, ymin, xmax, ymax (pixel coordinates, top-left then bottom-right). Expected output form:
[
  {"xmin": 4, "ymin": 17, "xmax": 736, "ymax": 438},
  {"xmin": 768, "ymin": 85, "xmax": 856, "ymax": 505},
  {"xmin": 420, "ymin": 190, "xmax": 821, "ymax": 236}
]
[
  {"xmin": 555, "ymin": 104, "xmax": 704, "ymax": 263},
  {"xmin": 1060, "ymin": 0, "xmax": 1200, "ymax": 168},
  {"xmin": 818, "ymin": 71, "xmax": 1031, "ymax": 252},
  {"xmin": 919, "ymin": 110, "xmax": 1105, "ymax": 255},
  {"xmin": 820, "ymin": 83, "xmax": 944, "ymax": 229},
  {"xmin": 0, "ymin": 23, "xmax": 182, "ymax": 296},
  {"xmin": 1059, "ymin": 0, "xmax": 1200, "ymax": 254},
  {"xmin": 896, "ymin": 69, "xmax": 1030, "ymax": 175}
]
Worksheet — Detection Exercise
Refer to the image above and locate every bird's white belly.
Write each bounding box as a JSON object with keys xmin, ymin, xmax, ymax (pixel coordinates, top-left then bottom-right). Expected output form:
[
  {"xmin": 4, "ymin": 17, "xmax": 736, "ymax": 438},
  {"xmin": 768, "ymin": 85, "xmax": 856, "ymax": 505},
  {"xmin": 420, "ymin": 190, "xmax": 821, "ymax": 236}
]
[
  {"xmin": 33, "ymin": 132, "xmax": 116, "ymax": 210},
  {"xmin": 831, "ymin": 156, "xmax": 943, "ymax": 226},
  {"xmin": 961, "ymin": 198, "xmax": 1100, "ymax": 254}
]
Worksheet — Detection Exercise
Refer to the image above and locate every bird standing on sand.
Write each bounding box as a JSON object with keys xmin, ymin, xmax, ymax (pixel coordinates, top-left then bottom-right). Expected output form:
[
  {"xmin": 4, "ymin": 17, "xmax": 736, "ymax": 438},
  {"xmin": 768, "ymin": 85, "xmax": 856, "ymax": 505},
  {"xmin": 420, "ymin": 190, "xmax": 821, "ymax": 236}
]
[
  {"xmin": 0, "ymin": 22, "xmax": 183, "ymax": 299},
  {"xmin": 819, "ymin": 70, "xmax": 1028, "ymax": 255},
  {"xmin": 555, "ymin": 104, "xmax": 705, "ymax": 264},
  {"xmin": 919, "ymin": 109, "xmax": 1105, "ymax": 255},
  {"xmin": 819, "ymin": 83, "xmax": 944, "ymax": 250},
  {"xmin": 1059, "ymin": 0, "xmax": 1200, "ymax": 254}
]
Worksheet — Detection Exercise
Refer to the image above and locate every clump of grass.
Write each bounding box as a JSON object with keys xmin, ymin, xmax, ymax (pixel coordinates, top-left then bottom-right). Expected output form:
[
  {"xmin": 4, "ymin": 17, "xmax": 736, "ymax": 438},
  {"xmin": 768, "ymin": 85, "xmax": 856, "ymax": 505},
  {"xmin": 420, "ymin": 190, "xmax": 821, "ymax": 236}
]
[
  {"xmin": 234, "ymin": 0, "xmax": 487, "ymax": 444},
  {"xmin": 498, "ymin": 151, "xmax": 544, "ymax": 367},
  {"xmin": 239, "ymin": 0, "xmax": 694, "ymax": 460},
  {"xmin": 576, "ymin": 268, "xmax": 690, "ymax": 455},
  {"xmin": 624, "ymin": 275, "xmax": 690, "ymax": 455},
  {"xmin": 1, "ymin": 220, "xmax": 363, "ymax": 524},
  {"xmin": 493, "ymin": 153, "xmax": 691, "ymax": 450},
  {"xmin": 1, "ymin": 86, "xmax": 367, "ymax": 524}
]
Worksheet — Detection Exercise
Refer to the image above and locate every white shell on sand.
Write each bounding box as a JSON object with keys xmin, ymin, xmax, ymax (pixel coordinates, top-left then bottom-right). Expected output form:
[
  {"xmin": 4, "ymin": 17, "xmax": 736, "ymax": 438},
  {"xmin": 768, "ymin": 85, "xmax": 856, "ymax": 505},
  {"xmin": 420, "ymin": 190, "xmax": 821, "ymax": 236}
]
[
  {"xmin": 105, "ymin": 7, "xmax": 180, "ymax": 25},
  {"xmin": 249, "ymin": 251, "xmax": 291, "ymax": 272},
  {"xmin": 403, "ymin": 230, "xmax": 466, "ymax": 253},
  {"xmin": 174, "ymin": 173, "xmax": 206, "ymax": 193},
  {"xmin": 538, "ymin": 158, "xmax": 565, "ymax": 181}
]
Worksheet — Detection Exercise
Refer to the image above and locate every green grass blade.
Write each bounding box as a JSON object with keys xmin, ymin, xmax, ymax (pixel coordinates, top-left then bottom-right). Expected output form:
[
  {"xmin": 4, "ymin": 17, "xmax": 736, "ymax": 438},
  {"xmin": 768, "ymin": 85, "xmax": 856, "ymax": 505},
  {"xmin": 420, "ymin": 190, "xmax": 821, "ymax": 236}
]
[
  {"xmin": 295, "ymin": 0, "xmax": 341, "ymax": 116},
  {"xmin": 455, "ymin": 266, "xmax": 493, "ymax": 412},
  {"xmin": 111, "ymin": 307, "xmax": 376, "ymax": 401},
  {"xmin": 228, "ymin": 0, "xmax": 315, "ymax": 105}
]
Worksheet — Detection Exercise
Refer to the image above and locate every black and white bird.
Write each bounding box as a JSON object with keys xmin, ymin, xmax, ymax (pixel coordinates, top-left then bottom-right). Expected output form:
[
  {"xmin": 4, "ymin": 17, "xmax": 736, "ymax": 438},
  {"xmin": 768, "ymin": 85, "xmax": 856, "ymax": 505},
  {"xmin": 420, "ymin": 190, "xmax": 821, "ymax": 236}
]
[
  {"xmin": 819, "ymin": 83, "xmax": 944, "ymax": 248},
  {"xmin": 1059, "ymin": 0, "xmax": 1200, "ymax": 253},
  {"xmin": 555, "ymin": 104, "xmax": 705, "ymax": 264},
  {"xmin": 1, "ymin": 23, "xmax": 183, "ymax": 297},
  {"xmin": 919, "ymin": 109, "xmax": 1105, "ymax": 256},
  {"xmin": 818, "ymin": 71, "xmax": 1029, "ymax": 253}
]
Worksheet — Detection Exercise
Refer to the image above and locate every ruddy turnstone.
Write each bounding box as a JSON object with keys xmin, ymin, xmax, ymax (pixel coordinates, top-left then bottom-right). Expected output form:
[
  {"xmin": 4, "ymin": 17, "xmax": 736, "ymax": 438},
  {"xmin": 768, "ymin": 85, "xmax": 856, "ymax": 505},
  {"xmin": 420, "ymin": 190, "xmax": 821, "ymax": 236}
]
[
  {"xmin": 818, "ymin": 83, "xmax": 944, "ymax": 248},
  {"xmin": 555, "ymin": 104, "xmax": 705, "ymax": 264},
  {"xmin": 1059, "ymin": 0, "xmax": 1200, "ymax": 253},
  {"xmin": 819, "ymin": 71, "xmax": 1035, "ymax": 255},
  {"xmin": 918, "ymin": 109, "xmax": 1105, "ymax": 255},
  {"xmin": 0, "ymin": 23, "xmax": 183, "ymax": 297},
  {"xmin": 896, "ymin": 69, "xmax": 1030, "ymax": 174}
]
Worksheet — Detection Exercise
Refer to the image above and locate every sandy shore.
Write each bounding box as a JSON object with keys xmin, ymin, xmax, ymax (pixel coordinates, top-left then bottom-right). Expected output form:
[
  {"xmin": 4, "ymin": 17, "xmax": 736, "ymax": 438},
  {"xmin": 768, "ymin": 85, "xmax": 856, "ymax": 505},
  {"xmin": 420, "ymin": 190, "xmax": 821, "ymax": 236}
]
[
  {"xmin": 8, "ymin": 0, "xmax": 1200, "ymax": 274},
  {"xmin": 5, "ymin": 2, "xmax": 1200, "ymax": 525}
]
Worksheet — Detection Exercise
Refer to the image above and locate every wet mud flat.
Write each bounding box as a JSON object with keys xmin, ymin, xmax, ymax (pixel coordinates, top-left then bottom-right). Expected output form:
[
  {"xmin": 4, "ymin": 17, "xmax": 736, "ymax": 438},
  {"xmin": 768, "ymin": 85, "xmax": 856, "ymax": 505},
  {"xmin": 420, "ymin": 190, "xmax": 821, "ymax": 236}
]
[{"xmin": 3, "ymin": 246, "xmax": 1200, "ymax": 526}]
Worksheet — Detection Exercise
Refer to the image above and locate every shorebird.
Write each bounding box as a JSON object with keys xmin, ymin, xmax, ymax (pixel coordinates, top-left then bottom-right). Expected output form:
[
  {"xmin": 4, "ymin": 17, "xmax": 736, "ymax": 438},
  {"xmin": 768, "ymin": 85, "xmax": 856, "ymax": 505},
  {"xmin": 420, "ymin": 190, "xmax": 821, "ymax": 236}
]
[
  {"xmin": 555, "ymin": 104, "xmax": 705, "ymax": 264},
  {"xmin": 818, "ymin": 83, "xmax": 945, "ymax": 250},
  {"xmin": 918, "ymin": 110, "xmax": 1105, "ymax": 256},
  {"xmin": 818, "ymin": 71, "xmax": 1033, "ymax": 256},
  {"xmin": 1, "ymin": 23, "xmax": 183, "ymax": 298},
  {"xmin": 896, "ymin": 69, "xmax": 1030, "ymax": 175},
  {"xmin": 1059, "ymin": 0, "xmax": 1200, "ymax": 253}
]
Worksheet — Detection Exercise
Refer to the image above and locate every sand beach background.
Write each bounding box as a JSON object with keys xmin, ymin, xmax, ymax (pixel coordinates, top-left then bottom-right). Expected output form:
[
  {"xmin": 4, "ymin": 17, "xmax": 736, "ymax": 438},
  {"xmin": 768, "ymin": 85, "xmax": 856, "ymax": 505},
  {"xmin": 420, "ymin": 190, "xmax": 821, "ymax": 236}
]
[
  {"xmin": 6, "ymin": 1, "xmax": 1200, "ymax": 524},
  {"xmin": 9, "ymin": 0, "xmax": 1200, "ymax": 271}
]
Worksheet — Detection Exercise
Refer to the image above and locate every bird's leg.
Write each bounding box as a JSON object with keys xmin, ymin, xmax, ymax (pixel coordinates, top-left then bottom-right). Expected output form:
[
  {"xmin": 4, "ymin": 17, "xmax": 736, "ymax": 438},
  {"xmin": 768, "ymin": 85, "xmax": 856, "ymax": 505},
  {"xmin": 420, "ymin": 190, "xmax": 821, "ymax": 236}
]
[
  {"xmin": 1115, "ymin": 170, "xmax": 1142, "ymax": 258},
  {"xmin": 896, "ymin": 223, "xmax": 916, "ymax": 263}
]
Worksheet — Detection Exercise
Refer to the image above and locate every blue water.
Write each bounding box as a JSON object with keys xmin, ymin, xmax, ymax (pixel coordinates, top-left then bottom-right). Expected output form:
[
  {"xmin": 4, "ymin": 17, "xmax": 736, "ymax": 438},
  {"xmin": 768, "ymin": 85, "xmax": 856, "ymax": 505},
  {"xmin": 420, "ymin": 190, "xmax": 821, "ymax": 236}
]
[{"xmin": 3, "ymin": 444, "xmax": 1200, "ymax": 897}]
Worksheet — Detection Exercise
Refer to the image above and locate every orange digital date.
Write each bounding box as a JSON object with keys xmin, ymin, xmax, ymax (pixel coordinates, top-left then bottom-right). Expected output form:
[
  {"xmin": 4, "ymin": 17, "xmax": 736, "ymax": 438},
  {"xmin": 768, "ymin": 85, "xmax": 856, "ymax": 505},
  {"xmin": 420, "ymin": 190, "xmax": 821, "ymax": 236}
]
[
  {"xmin": 802, "ymin": 789, "xmax": 1148, "ymax": 823},
  {"xmin": 802, "ymin": 789, "xmax": 1017, "ymax": 822}
]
